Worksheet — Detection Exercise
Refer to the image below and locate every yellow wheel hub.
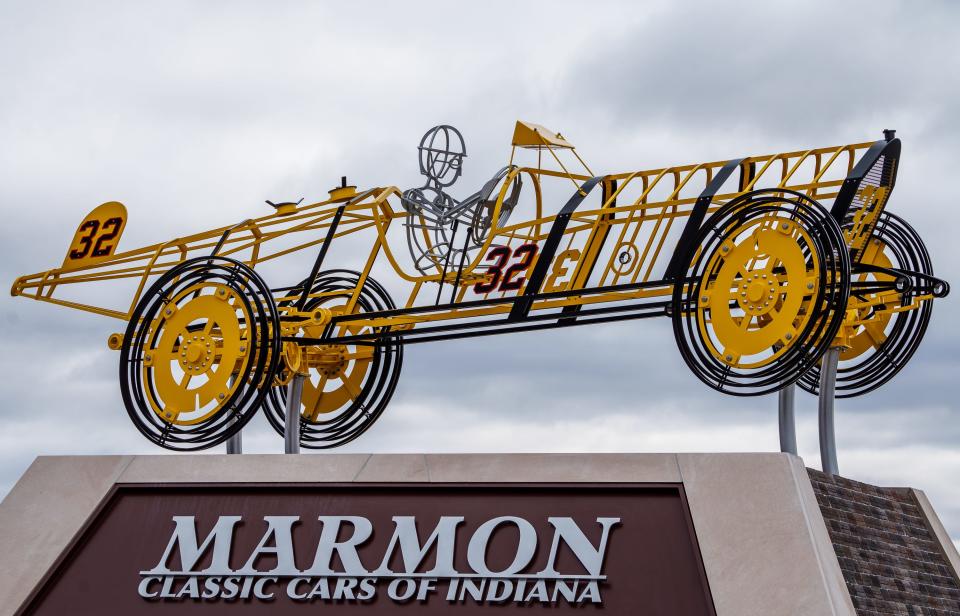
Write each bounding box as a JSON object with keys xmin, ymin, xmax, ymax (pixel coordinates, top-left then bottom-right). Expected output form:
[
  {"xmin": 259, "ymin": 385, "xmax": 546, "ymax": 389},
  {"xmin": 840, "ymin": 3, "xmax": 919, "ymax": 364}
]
[
  {"xmin": 144, "ymin": 283, "xmax": 249, "ymax": 425},
  {"xmin": 316, "ymin": 344, "xmax": 348, "ymax": 379},
  {"xmin": 184, "ymin": 341, "xmax": 204, "ymax": 364},
  {"xmin": 298, "ymin": 305, "xmax": 376, "ymax": 421},
  {"xmin": 842, "ymin": 238, "xmax": 893, "ymax": 361},
  {"xmin": 699, "ymin": 216, "xmax": 819, "ymax": 368},
  {"xmin": 737, "ymin": 274, "xmax": 779, "ymax": 316}
]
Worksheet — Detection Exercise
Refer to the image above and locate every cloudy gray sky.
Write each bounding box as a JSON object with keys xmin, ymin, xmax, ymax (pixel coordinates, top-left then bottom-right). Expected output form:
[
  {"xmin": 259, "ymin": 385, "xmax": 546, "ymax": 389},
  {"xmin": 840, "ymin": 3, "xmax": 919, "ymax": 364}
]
[{"xmin": 1, "ymin": 0, "xmax": 959, "ymax": 546}]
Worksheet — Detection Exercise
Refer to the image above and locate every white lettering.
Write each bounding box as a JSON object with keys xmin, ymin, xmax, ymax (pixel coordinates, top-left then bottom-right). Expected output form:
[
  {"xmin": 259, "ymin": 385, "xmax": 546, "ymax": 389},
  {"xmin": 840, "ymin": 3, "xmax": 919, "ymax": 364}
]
[
  {"xmin": 239, "ymin": 576, "xmax": 254, "ymax": 599},
  {"xmin": 357, "ymin": 577, "xmax": 377, "ymax": 600},
  {"xmin": 238, "ymin": 516, "xmax": 299, "ymax": 575},
  {"xmin": 308, "ymin": 577, "xmax": 330, "ymax": 599},
  {"xmin": 387, "ymin": 578, "xmax": 417, "ymax": 601},
  {"xmin": 137, "ymin": 576, "xmax": 162, "ymax": 599},
  {"xmin": 201, "ymin": 577, "xmax": 220, "ymax": 599},
  {"xmin": 487, "ymin": 579, "xmax": 511, "ymax": 603},
  {"xmin": 524, "ymin": 579, "xmax": 549, "ymax": 602},
  {"xmin": 553, "ymin": 580, "xmax": 577, "ymax": 602},
  {"xmin": 220, "ymin": 576, "xmax": 240, "ymax": 599},
  {"xmin": 333, "ymin": 577, "xmax": 358, "ymax": 599},
  {"xmin": 159, "ymin": 575, "xmax": 176, "ymax": 598},
  {"xmin": 446, "ymin": 578, "xmax": 459, "ymax": 600},
  {"xmin": 307, "ymin": 516, "xmax": 372, "ymax": 575},
  {"xmin": 375, "ymin": 516, "xmax": 463, "ymax": 576},
  {"xmin": 254, "ymin": 577, "xmax": 276, "ymax": 600},
  {"xmin": 140, "ymin": 512, "xmax": 617, "ymax": 606},
  {"xmin": 460, "ymin": 578, "xmax": 484, "ymax": 602},
  {"xmin": 540, "ymin": 516, "xmax": 620, "ymax": 577},
  {"xmin": 176, "ymin": 576, "xmax": 200, "ymax": 599},
  {"xmin": 147, "ymin": 515, "xmax": 241, "ymax": 574},
  {"xmin": 578, "ymin": 581, "xmax": 601, "ymax": 603},
  {"xmin": 287, "ymin": 577, "xmax": 311, "ymax": 601},
  {"xmin": 467, "ymin": 516, "xmax": 537, "ymax": 575},
  {"xmin": 417, "ymin": 578, "xmax": 437, "ymax": 601}
]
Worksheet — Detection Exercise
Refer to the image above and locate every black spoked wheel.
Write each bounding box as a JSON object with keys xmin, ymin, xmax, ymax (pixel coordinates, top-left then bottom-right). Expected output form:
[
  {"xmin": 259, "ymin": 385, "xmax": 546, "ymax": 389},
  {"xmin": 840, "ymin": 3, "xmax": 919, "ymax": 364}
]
[
  {"xmin": 672, "ymin": 189, "xmax": 850, "ymax": 396},
  {"xmin": 120, "ymin": 257, "xmax": 279, "ymax": 450},
  {"xmin": 263, "ymin": 270, "xmax": 403, "ymax": 449},
  {"xmin": 798, "ymin": 212, "xmax": 934, "ymax": 397}
]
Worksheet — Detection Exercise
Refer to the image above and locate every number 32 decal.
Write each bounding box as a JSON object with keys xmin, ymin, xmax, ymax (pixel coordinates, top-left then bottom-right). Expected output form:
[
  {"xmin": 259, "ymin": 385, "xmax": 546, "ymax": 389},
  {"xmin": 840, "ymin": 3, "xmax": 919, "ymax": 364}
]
[
  {"xmin": 70, "ymin": 217, "xmax": 123, "ymax": 260},
  {"xmin": 473, "ymin": 244, "xmax": 539, "ymax": 294}
]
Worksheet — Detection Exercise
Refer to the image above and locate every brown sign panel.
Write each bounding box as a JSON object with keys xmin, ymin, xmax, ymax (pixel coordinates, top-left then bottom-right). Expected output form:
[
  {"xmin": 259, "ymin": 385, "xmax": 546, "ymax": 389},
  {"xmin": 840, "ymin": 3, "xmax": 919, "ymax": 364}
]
[{"xmin": 22, "ymin": 484, "xmax": 714, "ymax": 615}]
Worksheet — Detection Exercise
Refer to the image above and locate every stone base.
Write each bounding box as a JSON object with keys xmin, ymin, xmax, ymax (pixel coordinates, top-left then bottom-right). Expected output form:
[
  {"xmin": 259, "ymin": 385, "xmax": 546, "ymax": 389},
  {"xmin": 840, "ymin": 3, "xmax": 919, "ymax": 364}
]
[{"xmin": 0, "ymin": 453, "xmax": 957, "ymax": 615}]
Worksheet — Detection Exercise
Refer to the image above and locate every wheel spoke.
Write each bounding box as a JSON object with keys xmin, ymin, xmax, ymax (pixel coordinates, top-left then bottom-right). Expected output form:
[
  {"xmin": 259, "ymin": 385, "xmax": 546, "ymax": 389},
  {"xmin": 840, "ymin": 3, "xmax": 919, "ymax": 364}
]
[
  {"xmin": 304, "ymin": 375, "xmax": 329, "ymax": 421},
  {"xmin": 863, "ymin": 321, "xmax": 887, "ymax": 348},
  {"xmin": 343, "ymin": 346, "xmax": 374, "ymax": 362},
  {"xmin": 341, "ymin": 375, "xmax": 362, "ymax": 401}
]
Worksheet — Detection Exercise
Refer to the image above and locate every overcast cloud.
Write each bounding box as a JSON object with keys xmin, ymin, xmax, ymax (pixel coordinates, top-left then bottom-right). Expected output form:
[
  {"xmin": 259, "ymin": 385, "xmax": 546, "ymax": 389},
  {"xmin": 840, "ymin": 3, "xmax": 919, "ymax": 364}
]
[{"xmin": 1, "ymin": 0, "xmax": 959, "ymax": 546}]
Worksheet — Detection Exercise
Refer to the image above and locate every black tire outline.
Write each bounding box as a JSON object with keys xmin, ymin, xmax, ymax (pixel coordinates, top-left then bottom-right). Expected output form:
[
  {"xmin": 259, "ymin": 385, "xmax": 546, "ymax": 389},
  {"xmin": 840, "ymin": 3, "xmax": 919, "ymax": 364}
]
[
  {"xmin": 263, "ymin": 270, "xmax": 403, "ymax": 449},
  {"xmin": 119, "ymin": 257, "xmax": 279, "ymax": 451},
  {"xmin": 671, "ymin": 189, "xmax": 851, "ymax": 396},
  {"xmin": 798, "ymin": 212, "xmax": 933, "ymax": 397}
]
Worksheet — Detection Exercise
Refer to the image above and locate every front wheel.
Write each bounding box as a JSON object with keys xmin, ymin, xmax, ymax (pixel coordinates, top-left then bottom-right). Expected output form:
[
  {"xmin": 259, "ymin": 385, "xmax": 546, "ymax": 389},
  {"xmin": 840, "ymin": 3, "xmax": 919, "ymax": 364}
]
[
  {"xmin": 120, "ymin": 257, "xmax": 279, "ymax": 450},
  {"xmin": 672, "ymin": 190, "xmax": 850, "ymax": 396}
]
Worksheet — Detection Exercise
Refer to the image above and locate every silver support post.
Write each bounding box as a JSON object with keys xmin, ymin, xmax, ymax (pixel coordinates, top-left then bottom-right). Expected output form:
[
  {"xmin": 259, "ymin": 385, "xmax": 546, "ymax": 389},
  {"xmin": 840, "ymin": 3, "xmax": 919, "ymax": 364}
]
[
  {"xmin": 778, "ymin": 383, "xmax": 797, "ymax": 455},
  {"xmin": 226, "ymin": 430, "xmax": 242, "ymax": 454},
  {"xmin": 818, "ymin": 348, "xmax": 841, "ymax": 476},
  {"xmin": 226, "ymin": 375, "xmax": 241, "ymax": 454},
  {"xmin": 284, "ymin": 374, "xmax": 305, "ymax": 454}
]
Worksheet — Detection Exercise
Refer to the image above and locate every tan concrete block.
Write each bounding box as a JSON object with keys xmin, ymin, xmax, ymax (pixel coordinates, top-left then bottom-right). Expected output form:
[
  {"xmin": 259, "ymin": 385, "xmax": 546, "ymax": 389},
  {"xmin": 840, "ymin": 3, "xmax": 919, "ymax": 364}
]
[
  {"xmin": 786, "ymin": 455, "xmax": 856, "ymax": 614},
  {"xmin": 0, "ymin": 452, "xmax": 864, "ymax": 616},
  {"xmin": 424, "ymin": 453, "xmax": 681, "ymax": 483},
  {"xmin": 117, "ymin": 453, "xmax": 371, "ymax": 484},
  {"xmin": 911, "ymin": 488, "xmax": 960, "ymax": 580},
  {"xmin": 0, "ymin": 455, "xmax": 134, "ymax": 616},
  {"xmin": 354, "ymin": 454, "xmax": 430, "ymax": 482},
  {"xmin": 677, "ymin": 453, "xmax": 855, "ymax": 616}
]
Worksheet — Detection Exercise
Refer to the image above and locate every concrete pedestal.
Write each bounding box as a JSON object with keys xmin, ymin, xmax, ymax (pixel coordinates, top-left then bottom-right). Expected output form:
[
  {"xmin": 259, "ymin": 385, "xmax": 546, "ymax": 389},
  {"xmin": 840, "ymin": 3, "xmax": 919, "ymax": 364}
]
[{"xmin": 0, "ymin": 453, "xmax": 956, "ymax": 615}]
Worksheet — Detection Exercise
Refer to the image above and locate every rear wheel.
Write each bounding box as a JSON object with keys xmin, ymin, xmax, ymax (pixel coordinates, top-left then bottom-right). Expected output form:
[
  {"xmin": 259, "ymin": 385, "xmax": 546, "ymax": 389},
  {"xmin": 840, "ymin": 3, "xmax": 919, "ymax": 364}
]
[
  {"xmin": 798, "ymin": 212, "xmax": 933, "ymax": 397},
  {"xmin": 120, "ymin": 257, "xmax": 279, "ymax": 450},
  {"xmin": 264, "ymin": 271, "xmax": 403, "ymax": 448},
  {"xmin": 672, "ymin": 190, "xmax": 850, "ymax": 395}
]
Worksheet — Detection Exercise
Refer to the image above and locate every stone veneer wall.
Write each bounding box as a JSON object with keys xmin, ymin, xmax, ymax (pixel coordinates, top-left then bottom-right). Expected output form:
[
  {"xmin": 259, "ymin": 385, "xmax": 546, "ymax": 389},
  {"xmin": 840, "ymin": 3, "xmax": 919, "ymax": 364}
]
[{"xmin": 808, "ymin": 469, "xmax": 960, "ymax": 615}]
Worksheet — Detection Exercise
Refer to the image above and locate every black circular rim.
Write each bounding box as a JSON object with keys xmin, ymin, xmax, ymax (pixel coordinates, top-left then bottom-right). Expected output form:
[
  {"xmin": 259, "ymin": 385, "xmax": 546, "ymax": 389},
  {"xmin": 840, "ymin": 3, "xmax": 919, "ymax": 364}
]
[
  {"xmin": 797, "ymin": 211, "xmax": 933, "ymax": 397},
  {"xmin": 671, "ymin": 189, "xmax": 851, "ymax": 396},
  {"xmin": 119, "ymin": 256, "xmax": 280, "ymax": 451},
  {"xmin": 263, "ymin": 270, "xmax": 403, "ymax": 449}
]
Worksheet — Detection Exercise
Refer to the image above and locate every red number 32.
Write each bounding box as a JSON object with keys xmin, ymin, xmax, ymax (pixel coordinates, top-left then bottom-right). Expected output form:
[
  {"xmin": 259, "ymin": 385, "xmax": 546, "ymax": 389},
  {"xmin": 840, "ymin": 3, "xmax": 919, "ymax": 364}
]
[
  {"xmin": 69, "ymin": 217, "xmax": 123, "ymax": 260},
  {"xmin": 473, "ymin": 244, "xmax": 539, "ymax": 294}
]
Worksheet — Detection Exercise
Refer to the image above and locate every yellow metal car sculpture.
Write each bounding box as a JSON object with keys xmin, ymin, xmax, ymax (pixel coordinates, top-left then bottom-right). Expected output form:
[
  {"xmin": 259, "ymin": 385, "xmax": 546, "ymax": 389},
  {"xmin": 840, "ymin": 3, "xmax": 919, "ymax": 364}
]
[{"xmin": 10, "ymin": 122, "xmax": 949, "ymax": 450}]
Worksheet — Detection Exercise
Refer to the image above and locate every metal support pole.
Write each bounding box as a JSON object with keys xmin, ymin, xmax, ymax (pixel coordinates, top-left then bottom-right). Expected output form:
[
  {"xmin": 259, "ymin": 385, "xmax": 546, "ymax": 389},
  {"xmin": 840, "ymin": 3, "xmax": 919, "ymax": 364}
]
[
  {"xmin": 226, "ymin": 376, "xmax": 241, "ymax": 454},
  {"xmin": 284, "ymin": 374, "xmax": 305, "ymax": 454},
  {"xmin": 818, "ymin": 348, "xmax": 841, "ymax": 476},
  {"xmin": 778, "ymin": 383, "xmax": 797, "ymax": 455},
  {"xmin": 226, "ymin": 429, "xmax": 242, "ymax": 454}
]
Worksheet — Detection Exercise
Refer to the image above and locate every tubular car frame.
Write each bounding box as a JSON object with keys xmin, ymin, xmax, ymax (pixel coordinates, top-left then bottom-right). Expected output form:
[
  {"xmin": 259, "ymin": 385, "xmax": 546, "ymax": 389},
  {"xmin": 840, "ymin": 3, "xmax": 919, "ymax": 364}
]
[{"xmin": 11, "ymin": 122, "xmax": 948, "ymax": 449}]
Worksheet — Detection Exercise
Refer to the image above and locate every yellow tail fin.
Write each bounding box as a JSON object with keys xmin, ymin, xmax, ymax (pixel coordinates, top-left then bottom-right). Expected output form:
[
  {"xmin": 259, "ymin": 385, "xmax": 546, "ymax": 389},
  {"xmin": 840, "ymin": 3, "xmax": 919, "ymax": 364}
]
[{"xmin": 62, "ymin": 201, "xmax": 128, "ymax": 270}]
